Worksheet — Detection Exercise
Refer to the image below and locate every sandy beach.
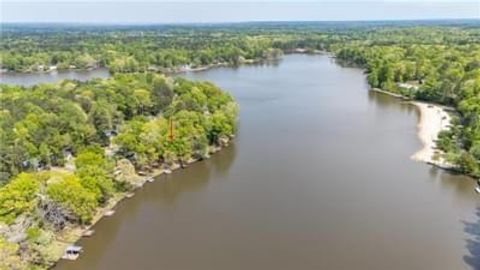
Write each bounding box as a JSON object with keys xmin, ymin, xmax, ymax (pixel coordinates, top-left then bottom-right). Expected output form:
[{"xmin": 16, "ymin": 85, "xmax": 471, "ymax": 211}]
[
  {"xmin": 370, "ymin": 88, "xmax": 454, "ymax": 168},
  {"xmin": 410, "ymin": 101, "xmax": 453, "ymax": 168}
]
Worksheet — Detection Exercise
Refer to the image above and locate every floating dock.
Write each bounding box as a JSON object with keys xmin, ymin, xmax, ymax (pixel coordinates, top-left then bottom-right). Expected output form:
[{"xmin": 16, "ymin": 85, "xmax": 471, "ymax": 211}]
[
  {"xmin": 82, "ymin": 230, "xmax": 95, "ymax": 237},
  {"xmin": 104, "ymin": 210, "xmax": 115, "ymax": 217},
  {"xmin": 62, "ymin": 245, "xmax": 83, "ymax": 260}
]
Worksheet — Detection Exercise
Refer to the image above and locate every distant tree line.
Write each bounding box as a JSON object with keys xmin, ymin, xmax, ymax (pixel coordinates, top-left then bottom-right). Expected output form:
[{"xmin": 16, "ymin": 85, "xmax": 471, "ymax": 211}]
[{"xmin": 0, "ymin": 21, "xmax": 479, "ymax": 269}]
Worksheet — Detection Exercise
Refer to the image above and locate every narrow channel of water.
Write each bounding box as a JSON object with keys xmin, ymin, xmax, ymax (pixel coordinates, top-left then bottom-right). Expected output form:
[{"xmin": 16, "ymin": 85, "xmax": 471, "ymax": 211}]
[
  {"xmin": 0, "ymin": 68, "xmax": 110, "ymax": 86},
  {"xmin": 5, "ymin": 55, "xmax": 477, "ymax": 270}
]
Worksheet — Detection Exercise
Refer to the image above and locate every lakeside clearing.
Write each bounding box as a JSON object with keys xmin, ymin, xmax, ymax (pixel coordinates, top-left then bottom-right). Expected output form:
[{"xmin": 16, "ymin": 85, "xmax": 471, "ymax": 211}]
[{"xmin": 371, "ymin": 88, "xmax": 454, "ymax": 168}]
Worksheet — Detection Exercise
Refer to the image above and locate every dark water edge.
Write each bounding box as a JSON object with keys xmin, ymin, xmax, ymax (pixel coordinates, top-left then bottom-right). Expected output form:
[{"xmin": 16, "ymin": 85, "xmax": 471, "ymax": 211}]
[
  {"xmin": 0, "ymin": 68, "xmax": 111, "ymax": 86},
  {"xmin": 4, "ymin": 54, "xmax": 477, "ymax": 270}
]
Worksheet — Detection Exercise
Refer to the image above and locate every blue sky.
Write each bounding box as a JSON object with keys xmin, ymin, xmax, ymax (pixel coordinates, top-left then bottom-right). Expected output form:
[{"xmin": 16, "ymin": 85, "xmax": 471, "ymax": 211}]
[{"xmin": 2, "ymin": 1, "xmax": 479, "ymax": 23}]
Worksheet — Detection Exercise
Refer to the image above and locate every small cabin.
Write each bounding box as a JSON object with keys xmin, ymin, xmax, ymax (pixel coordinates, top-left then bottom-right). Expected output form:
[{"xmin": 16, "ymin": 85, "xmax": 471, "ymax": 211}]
[
  {"xmin": 63, "ymin": 149, "xmax": 74, "ymax": 161},
  {"xmin": 104, "ymin": 130, "xmax": 119, "ymax": 137}
]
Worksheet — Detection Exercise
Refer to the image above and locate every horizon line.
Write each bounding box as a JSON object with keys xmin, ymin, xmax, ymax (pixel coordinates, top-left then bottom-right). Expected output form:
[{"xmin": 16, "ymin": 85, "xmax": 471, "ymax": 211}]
[{"xmin": 2, "ymin": 18, "xmax": 479, "ymax": 25}]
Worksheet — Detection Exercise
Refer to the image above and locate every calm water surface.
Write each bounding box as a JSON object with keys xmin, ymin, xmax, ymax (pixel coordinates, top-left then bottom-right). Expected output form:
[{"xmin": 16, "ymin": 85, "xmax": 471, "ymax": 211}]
[
  {"xmin": 0, "ymin": 68, "xmax": 110, "ymax": 86},
  {"xmin": 21, "ymin": 55, "xmax": 478, "ymax": 270}
]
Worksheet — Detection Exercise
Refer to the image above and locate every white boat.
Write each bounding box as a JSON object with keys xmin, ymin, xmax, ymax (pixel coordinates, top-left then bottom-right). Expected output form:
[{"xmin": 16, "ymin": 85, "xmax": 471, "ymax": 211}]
[
  {"xmin": 82, "ymin": 230, "xmax": 95, "ymax": 237},
  {"xmin": 475, "ymin": 187, "xmax": 480, "ymax": 194},
  {"xmin": 164, "ymin": 169, "xmax": 172, "ymax": 174},
  {"xmin": 147, "ymin": 177, "xmax": 154, "ymax": 183},
  {"xmin": 62, "ymin": 245, "xmax": 83, "ymax": 260}
]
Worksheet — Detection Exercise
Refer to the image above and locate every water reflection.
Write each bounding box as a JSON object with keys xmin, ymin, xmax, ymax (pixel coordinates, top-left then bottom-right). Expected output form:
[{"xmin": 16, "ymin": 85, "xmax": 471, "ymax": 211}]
[
  {"xmin": 438, "ymin": 170, "xmax": 477, "ymax": 201},
  {"xmin": 151, "ymin": 143, "xmax": 237, "ymax": 204},
  {"xmin": 367, "ymin": 90, "xmax": 416, "ymax": 115},
  {"xmin": 0, "ymin": 68, "xmax": 111, "ymax": 86},
  {"xmin": 55, "ymin": 201, "xmax": 124, "ymax": 269},
  {"xmin": 55, "ymin": 144, "xmax": 237, "ymax": 270},
  {"xmin": 152, "ymin": 162, "xmax": 212, "ymax": 204},
  {"xmin": 464, "ymin": 207, "xmax": 480, "ymax": 269},
  {"xmin": 52, "ymin": 54, "xmax": 479, "ymax": 270},
  {"xmin": 210, "ymin": 143, "xmax": 237, "ymax": 177}
]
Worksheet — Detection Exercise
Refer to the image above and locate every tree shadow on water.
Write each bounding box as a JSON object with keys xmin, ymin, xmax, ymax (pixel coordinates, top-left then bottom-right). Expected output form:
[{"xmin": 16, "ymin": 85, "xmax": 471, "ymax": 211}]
[{"xmin": 464, "ymin": 207, "xmax": 480, "ymax": 269}]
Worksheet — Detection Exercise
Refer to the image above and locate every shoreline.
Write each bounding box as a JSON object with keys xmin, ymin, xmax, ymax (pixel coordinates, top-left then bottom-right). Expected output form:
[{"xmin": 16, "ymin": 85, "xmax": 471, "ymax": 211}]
[
  {"xmin": 371, "ymin": 88, "xmax": 409, "ymax": 100},
  {"xmin": 371, "ymin": 88, "xmax": 455, "ymax": 169},
  {"xmin": 0, "ymin": 66, "xmax": 103, "ymax": 75},
  {"xmin": 0, "ymin": 49, "xmax": 318, "ymax": 77},
  {"xmin": 410, "ymin": 101, "xmax": 454, "ymax": 169},
  {"xmin": 49, "ymin": 139, "xmax": 232, "ymax": 267},
  {"xmin": 3, "ymin": 53, "xmax": 471, "ymax": 269},
  {"xmin": 0, "ymin": 58, "xmax": 269, "ymax": 76}
]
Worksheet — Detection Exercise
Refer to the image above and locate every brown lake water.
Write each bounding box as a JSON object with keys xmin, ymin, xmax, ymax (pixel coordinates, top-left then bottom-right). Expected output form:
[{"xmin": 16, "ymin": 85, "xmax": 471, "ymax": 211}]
[{"xmin": 17, "ymin": 54, "xmax": 478, "ymax": 270}]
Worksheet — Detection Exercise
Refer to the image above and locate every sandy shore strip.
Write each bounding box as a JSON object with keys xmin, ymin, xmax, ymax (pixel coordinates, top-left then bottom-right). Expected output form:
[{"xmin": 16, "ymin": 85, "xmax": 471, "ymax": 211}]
[
  {"xmin": 410, "ymin": 101, "xmax": 453, "ymax": 168},
  {"xmin": 370, "ymin": 88, "xmax": 455, "ymax": 169}
]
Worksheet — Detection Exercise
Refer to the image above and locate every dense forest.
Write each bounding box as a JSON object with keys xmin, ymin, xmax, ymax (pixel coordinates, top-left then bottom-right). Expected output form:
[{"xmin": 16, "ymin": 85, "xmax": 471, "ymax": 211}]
[
  {"xmin": 1, "ymin": 25, "xmax": 285, "ymax": 73},
  {"xmin": 1, "ymin": 21, "xmax": 478, "ymax": 73},
  {"xmin": 0, "ymin": 74, "xmax": 238, "ymax": 268},
  {"xmin": 0, "ymin": 20, "xmax": 479, "ymax": 269},
  {"xmin": 334, "ymin": 40, "xmax": 480, "ymax": 176},
  {"xmin": 1, "ymin": 21, "xmax": 478, "ymax": 176}
]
